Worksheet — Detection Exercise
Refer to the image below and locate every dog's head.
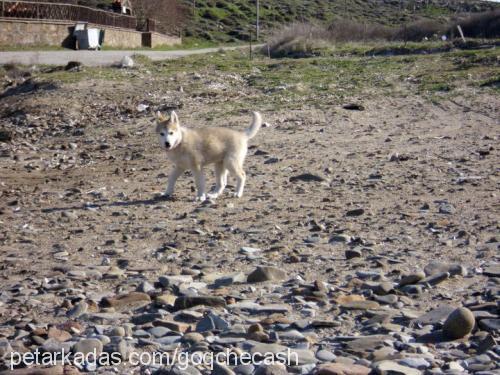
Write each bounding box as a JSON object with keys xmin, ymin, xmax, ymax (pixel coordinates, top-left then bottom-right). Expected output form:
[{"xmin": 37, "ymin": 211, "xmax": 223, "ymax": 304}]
[{"xmin": 156, "ymin": 111, "xmax": 182, "ymax": 151}]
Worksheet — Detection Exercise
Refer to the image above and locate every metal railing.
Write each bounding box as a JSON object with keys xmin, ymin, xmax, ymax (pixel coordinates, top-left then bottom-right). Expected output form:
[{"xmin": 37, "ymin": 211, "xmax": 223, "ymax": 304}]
[{"xmin": 0, "ymin": 0, "xmax": 137, "ymax": 29}]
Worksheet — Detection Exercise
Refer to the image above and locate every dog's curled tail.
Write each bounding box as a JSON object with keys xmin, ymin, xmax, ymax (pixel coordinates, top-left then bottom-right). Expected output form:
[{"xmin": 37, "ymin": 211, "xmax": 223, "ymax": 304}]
[{"xmin": 245, "ymin": 111, "xmax": 262, "ymax": 140}]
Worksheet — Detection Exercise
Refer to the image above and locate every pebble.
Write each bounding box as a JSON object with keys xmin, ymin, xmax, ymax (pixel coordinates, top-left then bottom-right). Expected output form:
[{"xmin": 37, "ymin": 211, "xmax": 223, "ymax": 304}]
[{"xmin": 374, "ymin": 360, "xmax": 422, "ymax": 375}]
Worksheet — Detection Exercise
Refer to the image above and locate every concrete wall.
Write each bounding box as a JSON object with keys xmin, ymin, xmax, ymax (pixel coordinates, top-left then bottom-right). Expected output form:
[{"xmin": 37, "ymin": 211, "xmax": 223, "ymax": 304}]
[{"xmin": 0, "ymin": 18, "xmax": 181, "ymax": 48}]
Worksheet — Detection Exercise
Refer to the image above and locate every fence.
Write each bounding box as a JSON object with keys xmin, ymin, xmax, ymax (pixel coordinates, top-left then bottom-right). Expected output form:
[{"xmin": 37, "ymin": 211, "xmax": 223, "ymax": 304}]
[{"xmin": 0, "ymin": 0, "xmax": 137, "ymax": 29}]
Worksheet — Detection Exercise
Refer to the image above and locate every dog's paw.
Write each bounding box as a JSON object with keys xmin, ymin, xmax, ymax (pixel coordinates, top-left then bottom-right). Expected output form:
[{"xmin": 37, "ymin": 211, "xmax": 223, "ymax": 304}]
[
  {"xmin": 207, "ymin": 193, "xmax": 219, "ymax": 200},
  {"xmin": 195, "ymin": 194, "xmax": 207, "ymax": 202},
  {"xmin": 233, "ymin": 192, "xmax": 243, "ymax": 198}
]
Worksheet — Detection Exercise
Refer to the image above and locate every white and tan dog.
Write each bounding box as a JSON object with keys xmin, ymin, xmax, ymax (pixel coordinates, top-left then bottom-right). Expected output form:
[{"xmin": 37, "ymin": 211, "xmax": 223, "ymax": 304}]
[{"xmin": 156, "ymin": 111, "xmax": 262, "ymax": 201}]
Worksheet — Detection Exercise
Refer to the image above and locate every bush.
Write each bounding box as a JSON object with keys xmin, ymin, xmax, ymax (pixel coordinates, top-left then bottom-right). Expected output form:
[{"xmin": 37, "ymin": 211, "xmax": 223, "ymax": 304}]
[
  {"xmin": 393, "ymin": 19, "xmax": 445, "ymax": 41},
  {"xmin": 328, "ymin": 20, "xmax": 393, "ymax": 42},
  {"xmin": 449, "ymin": 9, "xmax": 500, "ymax": 39},
  {"xmin": 266, "ymin": 23, "xmax": 331, "ymax": 58}
]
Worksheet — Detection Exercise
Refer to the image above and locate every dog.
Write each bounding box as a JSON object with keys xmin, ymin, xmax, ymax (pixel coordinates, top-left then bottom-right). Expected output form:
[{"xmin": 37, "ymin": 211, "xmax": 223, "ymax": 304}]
[{"xmin": 155, "ymin": 110, "xmax": 262, "ymax": 201}]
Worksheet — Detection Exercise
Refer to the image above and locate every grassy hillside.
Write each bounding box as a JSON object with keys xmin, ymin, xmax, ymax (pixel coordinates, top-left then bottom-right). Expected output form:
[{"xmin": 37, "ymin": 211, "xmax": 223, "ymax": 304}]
[{"xmin": 181, "ymin": 0, "xmax": 499, "ymax": 42}]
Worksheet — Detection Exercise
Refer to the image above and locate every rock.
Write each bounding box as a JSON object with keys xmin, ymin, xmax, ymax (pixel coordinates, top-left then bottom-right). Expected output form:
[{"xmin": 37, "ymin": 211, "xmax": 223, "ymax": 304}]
[
  {"xmin": 233, "ymin": 364, "xmax": 255, "ymax": 375},
  {"xmin": 424, "ymin": 261, "xmax": 467, "ymax": 277},
  {"xmin": 64, "ymin": 61, "xmax": 82, "ymax": 72},
  {"xmin": 73, "ymin": 338, "xmax": 103, "ymax": 356},
  {"xmin": 398, "ymin": 271, "xmax": 426, "ymax": 287},
  {"xmin": 41, "ymin": 338, "xmax": 72, "ymax": 354},
  {"xmin": 254, "ymin": 364, "xmax": 288, "ymax": 375},
  {"xmin": 250, "ymin": 343, "xmax": 288, "ymax": 356},
  {"xmin": 288, "ymin": 349, "xmax": 318, "ymax": 365},
  {"xmin": 66, "ymin": 301, "xmax": 88, "ymax": 318},
  {"xmin": 196, "ymin": 312, "xmax": 230, "ymax": 332},
  {"xmin": 289, "ymin": 173, "xmax": 325, "ymax": 182},
  {"xmin": 420, "ymin": 272, "xmax": 449, "ymax": 286},
  {"xmin": 247, "ymin": 266, "xmax": 287, "ymax": 282},
  {"xmin": 443, "ymin": 307, "xmax": 475, "ymax": 339},
  {"xmin": 478, "ymin": 318, "xmax": 500, "ymax": 333},
  {"xmin": 137, "ymin": 281, "xmax": 155, "ymax": 294},
  {"xmin": 154, "ymin": 320, "xmax": 190, "ymax": 333},
  {"xmin": 1, "ymin": 366, "xmax": 65, "ymax": 375},
  {"xmin": 0, "ymin": 338, "xmax": 12, "ymax": 359},
  {"xmin": 413, "ymin": 305, "xmax": 456, "ymax": 325},
  {"xmin": 374, "ymin": 360, "xmax": 422, "ymax": 375},
  {"xmin": 315, "ymin": 363, "xmax": 371, "ymax": 375},
  {"xmin": 101, "ymin": 292, "xmax": 151, "ymax": 312},
  {"xmin": 214, "ymin": 272, "xmax": 247, "ymax": 286},
  {"xmin": 343, "ymin": 103, "xmax": 365, "ymax": 110},
  {"xmin": 174, "ymin": 295, "xmax": 226, "ymax": 310},
  {"xmin": 315, "ymin": 349, "xmax": 336, "ymax": 362},
  {"xmin": 346, "ymin": 208, "xmax": 365, "ymax": 217},
  {"xmin": 108, "ymin": 326, "xmax": 126, "ymax": 337},
  {"xmin": 212, "ymin": 362, "xmax": 236, "ymax": 375},
  {"xmin": 483, "ymin": 264, "xmax": 500, "ymax": 277},
  {"xmin": 158, "ymin": 275, "xmax": 193, "ymax": 287},
  {"xmin": 155, "ymin": 293, "xmax": 177, "ymax": 307},
  {"xmin": 345, "ymin": 249, "xmax": 362, "ymax": 259},
  {"xmin": 329, "ymin": 234, "xmax": 351, "ymax": 243},
  {"xmin": 340, "ymin": 300, "xmax": 380, "ymax": 310},
  {"xmin": 398, "ymin": 357, "xmax": 430, "ymax": 369},
  {"xmin": 120, "ymin": 56, "xmax": 134, "ymax": 68},
  {"xmin": 182, "ymin": 332, "xmax": 205, "ymax": 344},
  {"xmin": 47, "ymin": 326, "xmax": 72, "ymax": 342},
  {"xmin": 240, "ymin": 247, "xmax": 262, "ymax": 255}
]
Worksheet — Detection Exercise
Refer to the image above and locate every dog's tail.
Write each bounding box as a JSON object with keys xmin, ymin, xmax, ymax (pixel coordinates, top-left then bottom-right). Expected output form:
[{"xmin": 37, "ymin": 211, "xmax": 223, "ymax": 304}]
[{"xmin": 245, "ymin": 111, "xmax": 262, "ymax": 140}]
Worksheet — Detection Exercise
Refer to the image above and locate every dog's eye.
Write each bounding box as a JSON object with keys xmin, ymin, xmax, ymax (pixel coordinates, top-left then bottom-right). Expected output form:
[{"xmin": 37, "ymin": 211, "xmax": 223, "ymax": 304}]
[{"xmin": 169, "ymin": 132, "xmax": 174, "ymax": 135}]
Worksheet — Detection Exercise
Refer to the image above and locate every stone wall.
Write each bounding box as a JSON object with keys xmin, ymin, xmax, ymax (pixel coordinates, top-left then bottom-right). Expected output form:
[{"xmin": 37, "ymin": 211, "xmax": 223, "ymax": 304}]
[{"xmin": 0, "ymin": 18, "xmax": 181, "ymax": 48}]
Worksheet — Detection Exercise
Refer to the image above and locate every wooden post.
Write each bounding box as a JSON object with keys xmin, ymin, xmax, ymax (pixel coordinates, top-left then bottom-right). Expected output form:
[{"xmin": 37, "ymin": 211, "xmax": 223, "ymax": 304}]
[
  {"xmin": 249, "ymin": 31, "xmax": 253, "ymax": 60},
  {"xmin": 256, "ymin": 0, "xmax": 259, "ymax": 41},
  {"xmin": 457, "ymin": 25, "xmax": 466, "ymax": 43}
]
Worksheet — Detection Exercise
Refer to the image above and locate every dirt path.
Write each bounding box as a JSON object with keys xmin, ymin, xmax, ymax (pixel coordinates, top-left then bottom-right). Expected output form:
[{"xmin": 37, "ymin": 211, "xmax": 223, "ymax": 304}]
[{"xmin": 0, "ymin": 45, "xmax": 256, "ymax": 66}]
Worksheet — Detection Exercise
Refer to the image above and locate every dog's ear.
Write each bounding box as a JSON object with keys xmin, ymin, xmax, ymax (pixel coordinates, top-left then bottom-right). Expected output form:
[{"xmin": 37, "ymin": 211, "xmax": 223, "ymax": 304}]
[
  {"xmin": 156, "ymin": 111, "xmax": 167, "ymax": 122},
  {"xmin": 170, "ymin": 111, "xmax": 179, "ymax": 125}
]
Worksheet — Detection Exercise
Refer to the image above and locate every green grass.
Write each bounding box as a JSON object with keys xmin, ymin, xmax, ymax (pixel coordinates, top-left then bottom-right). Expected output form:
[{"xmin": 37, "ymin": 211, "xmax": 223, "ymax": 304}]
[
  {"xmin": 27, "ymin": 43, "xmax": 499, "ymax": 107},
  {"xmin": 181, "ymin": 0, "xmax": 497, "ymax": 43}
]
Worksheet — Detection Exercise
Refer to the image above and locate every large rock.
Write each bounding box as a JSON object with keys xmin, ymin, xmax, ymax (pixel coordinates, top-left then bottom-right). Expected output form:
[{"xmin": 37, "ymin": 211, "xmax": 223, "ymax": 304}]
[
  {"xmin": 247, "ymin": 266, "xmax": 287, "ymax": 283},
  {"xmin": 0, "ymin": 338, "xmax": 12, "ymax": 359},
  {"xmin": 443, "ymin": 307, "xmax": 475, "ymax": 339},
  {"xmin": 101, "ymin": 292, "xmax": 151, "ymax": 312}
]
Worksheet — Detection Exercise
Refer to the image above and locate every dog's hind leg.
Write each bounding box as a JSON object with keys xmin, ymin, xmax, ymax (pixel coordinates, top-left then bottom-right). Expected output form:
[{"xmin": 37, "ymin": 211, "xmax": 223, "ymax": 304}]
[
  {"xmin": 208, "ymin": 162, "xmax": 228, "ymax": 199},
  {"xmin": 192, "ymin": 167, "xmax": 207, "ymax": 201},
  {"xmin": 225, "ymin": 158, "xmax": 246, "ymax": 198},
  {"xmin": 165, "ymin": 166, "xmax": 184, "ymax": 197}
]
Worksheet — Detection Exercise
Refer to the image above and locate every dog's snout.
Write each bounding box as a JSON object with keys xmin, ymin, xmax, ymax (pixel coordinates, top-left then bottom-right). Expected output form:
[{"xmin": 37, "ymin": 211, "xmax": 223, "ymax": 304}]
[{"xmin": 165, "ymin": 141, "xmax": 171, "ymax": 149}]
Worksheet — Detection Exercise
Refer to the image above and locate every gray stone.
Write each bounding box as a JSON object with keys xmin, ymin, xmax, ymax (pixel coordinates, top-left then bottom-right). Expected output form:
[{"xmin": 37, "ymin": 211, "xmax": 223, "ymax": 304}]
[
  {"xmin": 149, "ymin": 326, "xmax": 170, "ymax": 338},
  {"xmin": 233, "ymin": 364, "xmax": 255, "ymax": 375},
  {"xmin": 67, "ymin": 301, "xmax": 88, "ymax": 318},
  {"xmin": 254, "ymin": 363, "xmax": 288, "ymax": 375},
  {"xmin": 247, "ymin": 266, "xmax": 287, "ymax": 283},
  {"xmin": 137, "ymin": 281, "xmax": 156, "ymax": 294},
  {"xmin": 399, "ymin": 271, "xmax": 426, "ymax": 287},
  {"xmin": 212, "ymin": 361, "xmax": 236, "ymax": 375},
  {"xmin": 424, "ymin": 261, "xmax": 467, "ymax": 277},
  {"xmin": 174, "ymin": 295, "xmax": 226, "ymax": 310},
  {"xmin": 374, "ymin": 360, "xmax": 422, "ymax": 375},
  {"xmin": 478, "ymin": 319, "xmax": 500, "ymax": 333},
  {"xmin": 315, "ymin": 349, "xmax": 336, "ymax": 362},
  {"xmin": 196, "ymin": 312, "xmax": 230, "ymax": 332},
  {"xmin": 413, "ymin": 305, "xmax": 456, "ymax": 326},
  {"xmin": 41, "ymin": 338, "xmax": 72, "ymax": 354},
  {"xmin": 108, "ymin": 327, "xmax": 125, "ymax": 337},
  {"xmin": 214, "ymin": 272, "xmax": 247, "ymax": 286},
  {"xmin": 483, "ymin": 264, "xmax": 500, "ymax": 277},
  {"xmin": 158, "ymin": 275, "xmax": 193, "ymax": 287},
  {"xmin": 73, "ymin": 338, "xmax": 103, "ymax": 356},
  {"xmin": 398, "ymin": 357, "xmax": 431, "ymax": 369},
  {"xmin": 0, "ymin": 339, "xmax": 12, "ymax": 359}
]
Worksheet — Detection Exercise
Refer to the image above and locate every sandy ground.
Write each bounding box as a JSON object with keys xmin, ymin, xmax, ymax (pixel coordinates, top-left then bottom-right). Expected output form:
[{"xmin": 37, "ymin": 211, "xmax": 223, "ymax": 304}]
[{"xmin": 0, "ymin": 50, "xmax": 498, "ymax": 374}]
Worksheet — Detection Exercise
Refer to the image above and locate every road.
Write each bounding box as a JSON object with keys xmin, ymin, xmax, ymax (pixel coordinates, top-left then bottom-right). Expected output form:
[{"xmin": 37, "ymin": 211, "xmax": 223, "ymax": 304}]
[{"xmin": 0, "ymin": 45, "xmax": 258, "ymax": 66}]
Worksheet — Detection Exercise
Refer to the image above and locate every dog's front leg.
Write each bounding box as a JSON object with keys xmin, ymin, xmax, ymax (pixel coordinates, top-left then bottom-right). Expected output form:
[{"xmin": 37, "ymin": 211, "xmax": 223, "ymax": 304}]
[
  {"xmin": 165, "ymin": 167, "xmax": 183, "ymax": 197},
  {"xmin": 192, "ymin": 168, "xmax": 206, "ymax": 202}
]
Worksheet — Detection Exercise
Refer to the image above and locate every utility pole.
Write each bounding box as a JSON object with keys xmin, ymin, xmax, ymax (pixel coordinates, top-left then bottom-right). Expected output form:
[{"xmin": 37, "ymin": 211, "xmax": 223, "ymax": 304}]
[{"xmin": 256, "ymin": 0, "xmax": 259, "ymax": 41}]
